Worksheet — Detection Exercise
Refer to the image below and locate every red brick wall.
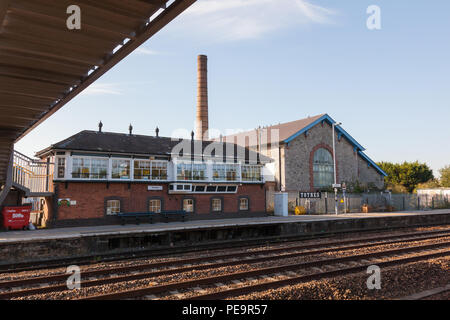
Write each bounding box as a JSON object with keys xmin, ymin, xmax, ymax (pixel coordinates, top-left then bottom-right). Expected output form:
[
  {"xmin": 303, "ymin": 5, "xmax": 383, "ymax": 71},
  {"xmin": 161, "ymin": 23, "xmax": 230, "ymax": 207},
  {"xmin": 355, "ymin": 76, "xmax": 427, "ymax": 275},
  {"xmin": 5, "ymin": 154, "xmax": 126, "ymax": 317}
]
[{"xmin": 54, "ymin": 182, "xmax": 266, "ymax": 220}]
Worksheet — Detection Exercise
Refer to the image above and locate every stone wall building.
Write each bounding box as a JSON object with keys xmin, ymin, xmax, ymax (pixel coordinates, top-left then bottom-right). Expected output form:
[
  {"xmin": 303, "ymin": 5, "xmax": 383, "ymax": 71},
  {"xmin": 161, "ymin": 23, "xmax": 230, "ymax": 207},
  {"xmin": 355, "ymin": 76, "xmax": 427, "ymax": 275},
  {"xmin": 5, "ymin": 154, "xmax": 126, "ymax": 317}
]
[{"xmin": 222, "ymin": 114, "xmax": 387, "ymax": 193}]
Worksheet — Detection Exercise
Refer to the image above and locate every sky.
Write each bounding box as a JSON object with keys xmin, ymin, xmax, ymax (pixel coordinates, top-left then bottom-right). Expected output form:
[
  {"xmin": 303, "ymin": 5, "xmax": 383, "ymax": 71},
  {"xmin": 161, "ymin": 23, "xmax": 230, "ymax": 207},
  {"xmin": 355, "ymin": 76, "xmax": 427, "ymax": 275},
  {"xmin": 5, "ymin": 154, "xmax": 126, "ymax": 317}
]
[{"xmin": 15, "ymin": 0, "xmax": 450, "ymax": 176}]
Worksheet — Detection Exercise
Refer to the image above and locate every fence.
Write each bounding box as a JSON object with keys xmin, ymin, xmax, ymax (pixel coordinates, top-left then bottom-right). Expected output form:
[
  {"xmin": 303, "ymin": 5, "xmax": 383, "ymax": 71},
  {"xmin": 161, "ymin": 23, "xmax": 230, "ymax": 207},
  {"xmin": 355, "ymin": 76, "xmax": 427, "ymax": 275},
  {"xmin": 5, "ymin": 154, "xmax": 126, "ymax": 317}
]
[{"xmin": 266, "ymin": 190, "xmax": 450, "ymax": 215}]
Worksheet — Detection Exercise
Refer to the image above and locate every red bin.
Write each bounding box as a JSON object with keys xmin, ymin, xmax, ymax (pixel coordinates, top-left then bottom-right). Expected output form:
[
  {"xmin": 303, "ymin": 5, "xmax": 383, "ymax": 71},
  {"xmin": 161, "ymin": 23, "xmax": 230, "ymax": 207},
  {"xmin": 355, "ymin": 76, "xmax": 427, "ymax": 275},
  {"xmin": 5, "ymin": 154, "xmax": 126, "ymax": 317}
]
[{"xmin": 2, "ymin": 205, "xmax": 31, "ymax": 230}]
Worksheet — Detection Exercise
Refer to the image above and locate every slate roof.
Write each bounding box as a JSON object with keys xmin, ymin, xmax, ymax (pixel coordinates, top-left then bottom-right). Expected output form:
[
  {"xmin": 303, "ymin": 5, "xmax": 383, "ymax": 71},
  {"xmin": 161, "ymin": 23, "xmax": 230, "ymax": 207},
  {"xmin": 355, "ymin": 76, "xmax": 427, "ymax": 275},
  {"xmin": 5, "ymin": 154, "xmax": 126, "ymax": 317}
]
[
  {"xmin": 220, "ymin": 114, "xmax": 387, "ymax": 177},
  {"xmin": 221, "ymin": 114, "xmax": 326, "ymax": 146}
]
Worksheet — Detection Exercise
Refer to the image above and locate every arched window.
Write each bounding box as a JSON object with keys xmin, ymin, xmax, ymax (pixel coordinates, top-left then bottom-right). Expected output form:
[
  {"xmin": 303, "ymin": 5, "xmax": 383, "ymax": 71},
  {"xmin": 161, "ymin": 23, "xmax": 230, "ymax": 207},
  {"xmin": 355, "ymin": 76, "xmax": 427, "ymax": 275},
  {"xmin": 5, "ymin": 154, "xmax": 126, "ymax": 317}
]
[{"xmin": 313, "ymin": 148, "xmax": 334, "ymax": 189}]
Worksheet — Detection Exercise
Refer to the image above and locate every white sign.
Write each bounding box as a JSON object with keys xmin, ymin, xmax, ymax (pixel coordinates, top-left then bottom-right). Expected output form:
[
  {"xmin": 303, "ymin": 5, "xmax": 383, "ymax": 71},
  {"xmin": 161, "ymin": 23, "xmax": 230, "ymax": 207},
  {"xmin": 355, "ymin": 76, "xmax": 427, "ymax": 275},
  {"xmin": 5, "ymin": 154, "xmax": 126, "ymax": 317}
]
[
  {"xmin": 332, "ymin": 184, "xmax": 342, "ymax": 188},
  {"xmin": 148, "ymin": 186, "xmax": 163, "ymax": 191}
]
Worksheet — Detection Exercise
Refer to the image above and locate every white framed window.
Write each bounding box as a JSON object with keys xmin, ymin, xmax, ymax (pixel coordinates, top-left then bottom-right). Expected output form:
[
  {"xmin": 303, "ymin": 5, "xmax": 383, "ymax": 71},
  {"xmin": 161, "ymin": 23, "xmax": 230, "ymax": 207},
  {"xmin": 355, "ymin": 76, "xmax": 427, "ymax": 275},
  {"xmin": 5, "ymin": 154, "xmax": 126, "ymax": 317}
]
[
  {"xmin": 212, "ymin": 164, "xmax": 226, "ymax": 181},
  {"xmin": 112, "ymin": 159, "xmax": 131, "ymax": 179},
  {"xmin": 72, "ymin": 157, "xmax": 90, "ymax": 178},
  {"xmin": 192, "ymin": 163, "xmax": 207, "ymax": 181},
  {"xmin": 239, "ymin": 198, "xmax": 249, "ymax": 211},
  {"xmin": 225, "ymin": 164, "xmax": 239, "ymax": 181},
  {"xmin": 183, "ymin": 198, "xmax": 194, "ymax": 212},
  {"xmin": 71, "ymin": 157, "xmax": 108, "ymax": 179},
  {"xmin": 241, "ymin": 165, "xmax": 262, "ymax": 182},
  {"xmin": 211, "ymin": 198, "xmax": 222, "ymax": 212},
  {"xmin": 149, "ymin": 199, "xmax": 161, "ymax": 213},
  {"xmin": 134, "ymin": 160, "xmax": 151, "ymax": 180},
  {"xmin": 106, "ymin": 199, "xmax": 120, "ymax": 215},
  {"xmin": 151, "ymin": 161, "xmax": 168, "ymax": 180},
  {"xmin": 90, "ymin": 158, "xmax": 108, "ymax": 179},
  {"xmin": 177, "ymin": 163, "xmax": 192, "ymax": 180},
  {"xmin": 56, "ymin": 157, "xmax": 66, "ymax": 179}
]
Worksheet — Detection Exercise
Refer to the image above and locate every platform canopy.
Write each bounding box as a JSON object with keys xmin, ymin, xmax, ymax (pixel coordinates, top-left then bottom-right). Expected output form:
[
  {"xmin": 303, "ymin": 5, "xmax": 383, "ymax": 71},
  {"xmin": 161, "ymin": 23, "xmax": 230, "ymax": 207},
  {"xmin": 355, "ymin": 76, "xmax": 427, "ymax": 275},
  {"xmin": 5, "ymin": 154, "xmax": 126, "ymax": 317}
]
[{"xmin": 0, "ymin": 0, "xmax": 196, "ymax": 184}]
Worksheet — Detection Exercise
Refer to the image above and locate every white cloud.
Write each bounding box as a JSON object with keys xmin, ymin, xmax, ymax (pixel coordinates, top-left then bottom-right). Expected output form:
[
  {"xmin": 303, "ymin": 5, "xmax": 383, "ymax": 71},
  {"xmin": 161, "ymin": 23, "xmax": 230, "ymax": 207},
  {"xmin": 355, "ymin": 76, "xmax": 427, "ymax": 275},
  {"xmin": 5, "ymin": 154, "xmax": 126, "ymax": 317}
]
[
  {"xmin": 174, "ymin": 0, "xmax": 337, "ymax": 42},
  {"xmin": 134, "ymin": 47, "xmax": 160, "ymax": 55}
]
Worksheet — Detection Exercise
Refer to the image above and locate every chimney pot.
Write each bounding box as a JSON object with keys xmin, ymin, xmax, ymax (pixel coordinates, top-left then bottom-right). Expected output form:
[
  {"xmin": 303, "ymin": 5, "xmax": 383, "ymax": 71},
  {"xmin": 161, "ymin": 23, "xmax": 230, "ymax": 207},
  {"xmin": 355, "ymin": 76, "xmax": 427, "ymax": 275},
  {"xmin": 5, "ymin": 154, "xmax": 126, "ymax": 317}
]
[
  {"xmin": 98, "ymin": 121, "xmax": 103, "ymax": 133},
  {"xmin": 129, "ymin": 124, "xmax": 133, "ymax": 135},
  {"xmin": 155, "ymin": 127, "xmax": 159, "ymax": 137}
]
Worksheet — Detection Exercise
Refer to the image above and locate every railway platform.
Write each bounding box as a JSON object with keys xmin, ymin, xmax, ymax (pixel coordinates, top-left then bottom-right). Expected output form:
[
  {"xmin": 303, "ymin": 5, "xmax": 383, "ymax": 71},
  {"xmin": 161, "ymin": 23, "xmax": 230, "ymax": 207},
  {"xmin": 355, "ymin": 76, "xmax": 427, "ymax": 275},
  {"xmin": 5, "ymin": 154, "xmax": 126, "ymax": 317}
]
[{"xmin": 1, "ymin": 209, "xmax": 449, "ymax": 266}]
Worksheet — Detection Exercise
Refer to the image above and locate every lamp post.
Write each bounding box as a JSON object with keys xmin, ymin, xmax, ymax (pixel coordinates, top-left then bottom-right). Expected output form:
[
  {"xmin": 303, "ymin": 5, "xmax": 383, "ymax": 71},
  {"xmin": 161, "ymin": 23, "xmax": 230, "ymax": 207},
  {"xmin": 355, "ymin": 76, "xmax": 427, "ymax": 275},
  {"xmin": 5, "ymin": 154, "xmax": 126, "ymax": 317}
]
[{"xmin": 332, "ymin": 122, "xmax": 342, "ymax": 215}]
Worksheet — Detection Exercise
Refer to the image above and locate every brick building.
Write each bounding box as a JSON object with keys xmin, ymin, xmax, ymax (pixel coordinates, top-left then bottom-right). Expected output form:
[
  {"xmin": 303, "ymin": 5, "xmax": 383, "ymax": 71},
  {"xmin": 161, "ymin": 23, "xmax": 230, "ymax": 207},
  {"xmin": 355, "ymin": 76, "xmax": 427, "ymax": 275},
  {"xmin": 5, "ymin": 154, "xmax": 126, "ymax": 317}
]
[
  {"xmin": 36, "ymin": 129, "xmax": 271, "ymax": 227},
  {"xmin": 222, "ymin": 113, "xmax": 387, "ymax": 193}
]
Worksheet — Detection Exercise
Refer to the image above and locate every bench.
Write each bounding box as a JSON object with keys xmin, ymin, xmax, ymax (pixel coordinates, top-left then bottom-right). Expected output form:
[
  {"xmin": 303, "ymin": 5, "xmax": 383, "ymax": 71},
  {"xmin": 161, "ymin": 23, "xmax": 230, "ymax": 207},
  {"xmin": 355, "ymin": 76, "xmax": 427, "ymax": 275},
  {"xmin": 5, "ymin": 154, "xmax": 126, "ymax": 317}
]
[
  {"xmin": 161, "ymin": 210, "xmax": 188, "ymax": 223},
  {"xmin": 117, "ymin": 212, "xmax": 155, "ymax": 225}
]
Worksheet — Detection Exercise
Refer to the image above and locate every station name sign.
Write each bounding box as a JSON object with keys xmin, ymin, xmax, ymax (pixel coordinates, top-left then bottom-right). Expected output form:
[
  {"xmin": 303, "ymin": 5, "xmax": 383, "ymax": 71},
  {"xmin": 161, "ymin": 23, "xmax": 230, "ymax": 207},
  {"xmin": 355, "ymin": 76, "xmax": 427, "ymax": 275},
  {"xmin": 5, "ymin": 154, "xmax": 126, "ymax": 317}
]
[
  {"xmin": 148, "ymin": 186, "xmax": 163, "ymax": 191},
  {"xmin": 298, "ymin": 192, "xmax": 322, "ymax": 199}
]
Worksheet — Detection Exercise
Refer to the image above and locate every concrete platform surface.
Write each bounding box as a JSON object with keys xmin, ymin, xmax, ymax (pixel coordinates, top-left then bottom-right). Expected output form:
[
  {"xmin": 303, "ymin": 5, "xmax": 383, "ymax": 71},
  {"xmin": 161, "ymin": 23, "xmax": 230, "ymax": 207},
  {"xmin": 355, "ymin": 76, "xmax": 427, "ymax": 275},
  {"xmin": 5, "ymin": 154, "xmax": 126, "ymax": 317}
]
[{"xmin": 1, "ymin": 209, "xmax": 449, "ymax": 244}]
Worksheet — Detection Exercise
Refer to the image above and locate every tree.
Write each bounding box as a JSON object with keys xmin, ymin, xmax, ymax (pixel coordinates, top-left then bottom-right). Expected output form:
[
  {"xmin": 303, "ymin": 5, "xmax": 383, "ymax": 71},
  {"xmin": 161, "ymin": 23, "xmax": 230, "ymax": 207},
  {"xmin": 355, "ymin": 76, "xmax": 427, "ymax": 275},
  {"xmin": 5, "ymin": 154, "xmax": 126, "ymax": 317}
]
[
  {"xmin": 440, "ymin": 165, "xmax": 450, "ymax": 187},
  {"xmin": 377, "ymin": 161, "xmax": 434, "ymax": 193}
]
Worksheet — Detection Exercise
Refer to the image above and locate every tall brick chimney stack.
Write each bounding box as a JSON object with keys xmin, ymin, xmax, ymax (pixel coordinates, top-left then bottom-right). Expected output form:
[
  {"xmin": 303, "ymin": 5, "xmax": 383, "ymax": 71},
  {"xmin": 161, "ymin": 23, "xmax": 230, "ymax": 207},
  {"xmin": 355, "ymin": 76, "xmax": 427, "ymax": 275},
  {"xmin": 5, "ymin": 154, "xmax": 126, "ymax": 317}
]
[{"xmin": 196, "ymin": 54, "xmax": 209, "ymax": 141}]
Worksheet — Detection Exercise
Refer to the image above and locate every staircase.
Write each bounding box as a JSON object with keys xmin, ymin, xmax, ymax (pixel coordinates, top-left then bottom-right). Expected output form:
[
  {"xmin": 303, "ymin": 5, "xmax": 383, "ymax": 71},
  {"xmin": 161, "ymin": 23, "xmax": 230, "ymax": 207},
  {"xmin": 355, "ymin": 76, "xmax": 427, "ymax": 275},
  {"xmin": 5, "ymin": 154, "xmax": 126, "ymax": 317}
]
[
  {"xmin": 0, "ymin": 150, "xmax": 54, "ymax": 206},
  {"xmin": 12, "ymin": 151, "xmax": 54, "ymax": 197}
]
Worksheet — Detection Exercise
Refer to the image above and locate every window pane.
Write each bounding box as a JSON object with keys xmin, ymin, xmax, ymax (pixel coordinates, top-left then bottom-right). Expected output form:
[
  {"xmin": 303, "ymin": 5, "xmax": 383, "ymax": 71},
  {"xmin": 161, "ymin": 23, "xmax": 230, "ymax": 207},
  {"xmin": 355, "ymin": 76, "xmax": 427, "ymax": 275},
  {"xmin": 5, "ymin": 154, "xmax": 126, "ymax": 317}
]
[
  {"xmin": 194, "ymin": 185, "xmax": 205, "ymax": 192},
  {"xmin": 91, "ymin": 158, "xmax": 108, "ymax": 179},
  {"xmin": 134, "ymin": 160, "xmax": 151, "ymax": 180},
  {"xmin": 241, "ymin": 165, "xmax": 262, "ymax": 182},
  {"xmin": 313, "ymin": 148, "xmax": 334, "ymax": 189},
  {"xmin": 177, "ymin": 163, "xmax": 192, "ymax": 180},
  {"xmin": 217, "ymin": 186, "xmax": 227, "ymax": 192},
  {"xmin": 57, "ymin": 158, "xmax": 65, "ymax": 178},
  {"xmin": 192, "ymin": 163, "xmax": 206, "ymax": 181},
  {"xmin": 106, "ymin": 200, "xmax": 120, "ymax": 215},
  {"xmin": 183, "ymin": 199, "xmax": 194, "ymax": 212},
  {"xmin": 239, "ymin": 198, "xmax": 249, "ymax": 210},
  {"xmin": 72, "ymin": 157, "xmax": 90, "ymax": 178},
  {"xmin": 212, "ymin": 199, "xmax": 221, "ymax": 211},
  {"xmin": 212, "ymin": 164, "xmax": 226, "ymax": 181},
  {"xmin": 226, "ymin": 164, "xmax": 238, "ymax": 181},
  {"xmin": 151, "ymin": 161, "xmax": 167, "ymax": 180},
  {"xmin": 149, "ymin": 199, "xmax": 161, "ymax": 213}
]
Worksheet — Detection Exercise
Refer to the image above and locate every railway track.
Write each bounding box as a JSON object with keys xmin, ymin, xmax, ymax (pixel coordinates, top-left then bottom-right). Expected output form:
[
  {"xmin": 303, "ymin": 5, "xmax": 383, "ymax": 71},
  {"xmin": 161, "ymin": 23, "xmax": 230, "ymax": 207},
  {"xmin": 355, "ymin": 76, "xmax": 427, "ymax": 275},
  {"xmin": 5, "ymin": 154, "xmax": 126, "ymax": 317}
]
[
  {"xmin": 1, "ymin": 229, "xmax": 448, "ymax": 300},
  {"xmin": 80, "ymin": 241, "xmax": 449, "ymax": 300},
  {"xmin": 397, "ymin": 284, "xmax": 450, "ymax": 300},
  {"xmin": 2, "ymin": 225, "xmax": 448, "ymax": 274}
]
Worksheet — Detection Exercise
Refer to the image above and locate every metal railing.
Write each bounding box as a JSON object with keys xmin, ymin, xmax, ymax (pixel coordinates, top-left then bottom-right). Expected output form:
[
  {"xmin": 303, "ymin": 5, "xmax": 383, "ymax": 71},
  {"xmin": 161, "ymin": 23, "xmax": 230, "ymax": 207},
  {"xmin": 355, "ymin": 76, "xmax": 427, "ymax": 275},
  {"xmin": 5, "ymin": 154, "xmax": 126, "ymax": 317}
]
[{"xmin": 12, "ymin": 150, "xmax": 54, "ymax": 195}]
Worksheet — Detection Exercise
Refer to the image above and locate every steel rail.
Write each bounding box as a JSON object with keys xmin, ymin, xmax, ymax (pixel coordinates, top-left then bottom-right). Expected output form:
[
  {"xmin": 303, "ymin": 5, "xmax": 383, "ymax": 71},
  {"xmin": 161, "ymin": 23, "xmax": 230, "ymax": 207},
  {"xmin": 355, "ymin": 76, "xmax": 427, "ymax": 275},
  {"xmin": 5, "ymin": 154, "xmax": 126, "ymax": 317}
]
[
  {"xmin": 186, "ymin": 251, "xmax": 450, "ymax": 300},
  {"xmin": 1, "ymin": 229, "xmax": 448, "ymax": 298},
  {"xmin": 2, "ymin": 226, "xmax": 448, "ymax": 275},
  {"xmin": 78, "ymin": 241, "xmax": 450, "ymax": 300},
  {"xmin": 2, "ymin": 227, "xmax": 448, "ymax": 274},
  {"xmin": 396, "ymin": 284, "xmax": 450, "ymax": 300}
]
